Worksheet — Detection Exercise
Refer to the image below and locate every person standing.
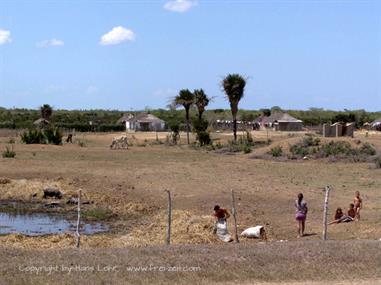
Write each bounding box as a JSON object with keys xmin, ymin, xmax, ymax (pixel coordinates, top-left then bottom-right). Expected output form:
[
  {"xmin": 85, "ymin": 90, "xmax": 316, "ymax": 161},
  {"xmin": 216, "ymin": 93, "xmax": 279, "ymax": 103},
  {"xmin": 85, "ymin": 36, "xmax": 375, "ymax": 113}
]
[
  {"xmin": 354, "ymin": 191, "xmax": 363, "ymax": 221},
  {"xmin": 212, "ymin": 205, "xmax": 233, "ymax": 242},
  {"xmin": 295, "ymin": 193, "xmax": 308, "ymax": 238}
]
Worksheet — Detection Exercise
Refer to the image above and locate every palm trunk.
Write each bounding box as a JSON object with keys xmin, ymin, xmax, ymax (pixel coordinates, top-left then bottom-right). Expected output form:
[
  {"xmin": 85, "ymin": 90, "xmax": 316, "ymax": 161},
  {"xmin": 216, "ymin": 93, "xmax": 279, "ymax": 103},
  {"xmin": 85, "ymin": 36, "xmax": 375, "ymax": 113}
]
[
  {"xmin": 233, "ymin": 114, "xmax": 237, "ymax": 141},
  {"xmin": 230, "ymin": 103, "xmax": 238, "ymax": 142},
  {"xmin": 198, "ymin": 107, "xmax": 204, "ymax": 120},
  {"xmin": 185, "ymin": 109, "xmax": 190, "ymax": 144}
]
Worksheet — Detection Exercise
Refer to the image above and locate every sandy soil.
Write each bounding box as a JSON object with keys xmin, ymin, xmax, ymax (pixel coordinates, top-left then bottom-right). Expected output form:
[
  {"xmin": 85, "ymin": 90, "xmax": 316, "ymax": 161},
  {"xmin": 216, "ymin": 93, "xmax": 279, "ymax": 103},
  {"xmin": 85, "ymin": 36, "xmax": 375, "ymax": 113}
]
[
  {"xmin": 0, "ymin": 240, "xmax": 380, "ymax": 285},
  {"xmin": 0, "ymin": 130, "xmax": 380, "ymax": 284}
]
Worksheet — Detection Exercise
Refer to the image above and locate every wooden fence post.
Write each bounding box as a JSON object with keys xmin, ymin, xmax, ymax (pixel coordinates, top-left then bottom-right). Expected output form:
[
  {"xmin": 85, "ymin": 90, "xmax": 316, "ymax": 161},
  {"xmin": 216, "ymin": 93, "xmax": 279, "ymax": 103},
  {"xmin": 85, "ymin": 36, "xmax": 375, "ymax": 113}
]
[
  {"xmin": 76, "ymin": 189, "xmax": 82, "ymax": 248},
  {"xmin": 165, "ymin": 190, "xmax": 172, "ymax": 245},
  {"xmin": 323, "ymin": 186, "xmax": 331, "ymax": 241},
  {"xmin": 231, "ymin": 189, "xmax": 239, "ymax": 243}
]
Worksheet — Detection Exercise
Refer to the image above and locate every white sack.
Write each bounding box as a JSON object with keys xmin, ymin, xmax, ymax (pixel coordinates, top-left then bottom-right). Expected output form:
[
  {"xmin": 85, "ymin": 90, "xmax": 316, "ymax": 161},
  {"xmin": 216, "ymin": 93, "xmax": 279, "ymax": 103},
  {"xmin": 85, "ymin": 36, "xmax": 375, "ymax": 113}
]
[{"xmin": 240, "ymin": 226, "xmax": 264, "ymax": 238}]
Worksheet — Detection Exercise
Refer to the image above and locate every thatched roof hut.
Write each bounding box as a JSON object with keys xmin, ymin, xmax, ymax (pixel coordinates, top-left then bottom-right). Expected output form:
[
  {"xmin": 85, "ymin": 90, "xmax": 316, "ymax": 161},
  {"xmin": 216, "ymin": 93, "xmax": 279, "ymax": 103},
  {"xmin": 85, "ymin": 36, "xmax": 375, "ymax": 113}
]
[{"xmin": 260, "ymin": 112, "xmax": 303, "ymax": 131}]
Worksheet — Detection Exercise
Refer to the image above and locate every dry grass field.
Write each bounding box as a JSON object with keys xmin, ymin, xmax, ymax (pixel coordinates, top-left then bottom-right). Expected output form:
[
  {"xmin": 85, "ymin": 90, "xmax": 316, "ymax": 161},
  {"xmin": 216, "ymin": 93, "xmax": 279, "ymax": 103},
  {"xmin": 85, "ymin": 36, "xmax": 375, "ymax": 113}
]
[{"xmin": 0, "ymin": 129, "xmax": 380, "ymax": 284}]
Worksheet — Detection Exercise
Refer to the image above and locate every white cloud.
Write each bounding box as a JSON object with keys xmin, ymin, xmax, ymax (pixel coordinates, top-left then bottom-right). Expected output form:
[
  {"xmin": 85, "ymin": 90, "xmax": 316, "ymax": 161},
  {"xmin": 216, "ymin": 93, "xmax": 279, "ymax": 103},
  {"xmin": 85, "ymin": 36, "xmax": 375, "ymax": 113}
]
[
  {"xmin": 37, "ymin": 39, "xmax": 64, "ymax": 48},
  {"xmin": 100, "ymin": 26, "xmax": 135, "ymax": 45},
  {"xmin": 164, "ymin": 0, "xmax": 197, "ymax": 13},
  {"xmin": 0, "ymin": 29, "xmax": 11, "ymax": 45}
]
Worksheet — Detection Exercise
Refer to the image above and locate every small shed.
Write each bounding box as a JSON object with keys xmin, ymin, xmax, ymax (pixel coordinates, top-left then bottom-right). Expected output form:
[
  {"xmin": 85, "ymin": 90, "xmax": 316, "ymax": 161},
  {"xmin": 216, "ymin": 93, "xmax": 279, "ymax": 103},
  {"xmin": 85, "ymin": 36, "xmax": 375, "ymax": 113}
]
[
  {"xmin": 117, "ymin": 113, "xmax": 166, "ymax": 132},
  {"xmin": 323, "ymin": 122, "xmax": 355, "ymax": 137}
]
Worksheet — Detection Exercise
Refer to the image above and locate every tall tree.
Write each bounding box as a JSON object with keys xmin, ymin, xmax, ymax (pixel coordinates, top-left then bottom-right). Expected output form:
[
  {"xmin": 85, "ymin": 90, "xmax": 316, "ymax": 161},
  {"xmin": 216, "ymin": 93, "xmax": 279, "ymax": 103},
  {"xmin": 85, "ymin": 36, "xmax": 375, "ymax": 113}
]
[
  {"xmin": 194, "ymin": 89, "xmax": 210, "ymax": 120},
  {"xmin": 174, "ymin": 89, "xmax": 195, "ymax": 144},
  {"xmin": 222, "ymin": 74, "xmax": 246, "ymax": 141},
  {"xmin": 40, "ymin": 104, "xmax": 53, "ymax": 120}
]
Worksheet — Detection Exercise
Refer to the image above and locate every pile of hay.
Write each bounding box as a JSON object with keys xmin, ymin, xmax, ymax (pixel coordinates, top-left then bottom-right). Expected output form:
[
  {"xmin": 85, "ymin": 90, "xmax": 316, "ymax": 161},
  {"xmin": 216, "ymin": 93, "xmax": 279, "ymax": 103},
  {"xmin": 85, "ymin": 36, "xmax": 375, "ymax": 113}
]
[
  {"xmin": 0, "ymin": 178, "xmax": 78, "ymax": 201},
  {"xmin": 0, "ymin": 177, "xmax": 11, "ymax": 184},
  {"xmin": 113, "ymin": 210, "xmax": 219, "ymax": 247}
]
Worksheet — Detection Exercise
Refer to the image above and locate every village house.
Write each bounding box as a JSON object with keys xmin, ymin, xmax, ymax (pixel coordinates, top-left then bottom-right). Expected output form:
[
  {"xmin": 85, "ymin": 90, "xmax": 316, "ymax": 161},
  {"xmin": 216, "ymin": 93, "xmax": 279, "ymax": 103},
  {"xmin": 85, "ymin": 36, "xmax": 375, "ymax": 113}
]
[
  {"xmin": 256, "ymin": 112, "xmax": 303, "ymax": 131},
  {"xmin": 117, "ymin": 112, "xmax": 166, "ymax": 132}
]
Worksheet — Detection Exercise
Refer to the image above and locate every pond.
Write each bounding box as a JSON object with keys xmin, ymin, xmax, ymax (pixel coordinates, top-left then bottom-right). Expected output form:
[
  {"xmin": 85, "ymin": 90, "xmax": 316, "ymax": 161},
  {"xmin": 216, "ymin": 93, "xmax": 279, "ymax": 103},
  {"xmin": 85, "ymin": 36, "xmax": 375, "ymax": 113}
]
[{"xmin": 0, "ymin": 212, "xmax": 109, "ymax": 236}]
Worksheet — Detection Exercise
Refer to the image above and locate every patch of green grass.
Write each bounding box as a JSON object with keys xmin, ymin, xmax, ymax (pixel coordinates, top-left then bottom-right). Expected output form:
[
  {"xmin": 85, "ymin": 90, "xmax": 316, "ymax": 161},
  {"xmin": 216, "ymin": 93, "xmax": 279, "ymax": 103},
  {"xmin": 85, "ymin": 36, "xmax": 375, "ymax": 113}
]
[
  {"xmin": 2, "ymin": 145, "xmax": 16, "ymax": 158},
  {"xmin": 83, "ymin": 208, "xmax": 115, "ymax": 220},
  {"xmin": 269, "ymin": 146, "xmax": 283, "ymax": 157}
]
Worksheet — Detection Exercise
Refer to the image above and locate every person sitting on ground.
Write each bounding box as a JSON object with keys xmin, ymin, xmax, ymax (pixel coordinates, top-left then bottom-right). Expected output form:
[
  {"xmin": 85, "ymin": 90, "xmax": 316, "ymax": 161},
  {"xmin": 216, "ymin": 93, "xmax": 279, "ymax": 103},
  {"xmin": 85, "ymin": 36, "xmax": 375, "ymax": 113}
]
[
  {"xmin": 328, "ymin": 207, "xmax": 343, "ymax": 225},
  {"xmin": 347, "ymin": 203, "xmax": 356, "ymax": 220},
  {"xmin": 354, "ymin": 191, "xmax": 363, "ymax": 221},
  {"xmin": 329, "ymin": 204, "xmax": 355, "ymax": 225}
]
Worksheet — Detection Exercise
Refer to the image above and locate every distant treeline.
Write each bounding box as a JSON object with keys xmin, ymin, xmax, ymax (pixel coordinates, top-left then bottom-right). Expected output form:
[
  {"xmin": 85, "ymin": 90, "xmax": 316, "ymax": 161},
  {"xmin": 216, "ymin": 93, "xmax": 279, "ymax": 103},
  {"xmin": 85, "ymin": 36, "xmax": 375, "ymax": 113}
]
[{"xmin": 0, "ymin": 107, "xmax": 380, "ymax": 130}]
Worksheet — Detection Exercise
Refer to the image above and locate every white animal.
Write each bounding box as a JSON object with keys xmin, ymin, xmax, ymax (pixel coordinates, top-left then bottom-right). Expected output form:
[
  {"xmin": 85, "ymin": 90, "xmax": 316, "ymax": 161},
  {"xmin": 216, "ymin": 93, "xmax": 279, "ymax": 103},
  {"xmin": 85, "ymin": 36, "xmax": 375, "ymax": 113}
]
[{"xmin": 110, "ymin": 136, "xmax": 129, "ymax": 149}]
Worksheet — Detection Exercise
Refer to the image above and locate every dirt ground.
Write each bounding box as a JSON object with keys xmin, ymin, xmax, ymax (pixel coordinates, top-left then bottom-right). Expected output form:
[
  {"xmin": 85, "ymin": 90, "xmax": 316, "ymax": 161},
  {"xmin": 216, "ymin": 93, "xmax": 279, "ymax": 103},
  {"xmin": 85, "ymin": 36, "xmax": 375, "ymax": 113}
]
[
  {"xmin": 0, "ymin": 240, "xmax": 380, "ymax": 285},
  {"xmin": 0, "ymin": 129, "xmax": 380, "ymax": 284}
]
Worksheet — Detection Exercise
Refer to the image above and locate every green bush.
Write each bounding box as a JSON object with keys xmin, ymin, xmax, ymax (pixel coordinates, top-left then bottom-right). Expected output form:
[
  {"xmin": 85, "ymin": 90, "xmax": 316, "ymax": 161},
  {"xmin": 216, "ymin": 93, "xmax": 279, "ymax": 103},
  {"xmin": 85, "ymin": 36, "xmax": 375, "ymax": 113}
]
[
  {"xmin": 167, "ymin": 121, "xmax": 180, "ymax": 145},
  {"xmin": 2, "ymin": 145, "xmax": 16, "ymax": 158},
  {"xmin": 243, "ymin": 144, "xmax": 252, "ymax": 154},
  {"xmin": 197, "ymin": 131, "xmax": 211, "ymax": 146},
  {"xmin": 43, "ymin": 127, "xmax": 63, "ymax": 145},
  {"xmin": 289, "ymin": 135, "xmax": 320, "ymax": 158},
  {"xmin": 302, "ymin": 136, "xmax": 320, "ymax": 147},
  {"xmin": 227, "ymin": 141, "xmax": 243, "ymax": 153},
  {"xmin": 290, "ymin": 144, "xmax": 309, "ymax": 157},
  {"xmin": 359, "ymin": 143, "xmax": 376, "ymax": 156},
  {"xmin": 21, "ymin": 127, "xmax": 63, "ymax": 145},
  {"xmin": 227, "ymin": 140, "xmax": 252, "ymax": 153},
  {"xmin": 320, "ymin": 141, "xmax": 353, "ymax": 157},
  {"xmin": 192, "ymin": 118, "xmax": 208, "ymax": 132},
  {"xmin": 21, "ymin": 129, "xmax": 44, "ymax": 144},
  {"xmin": 238, "ymin": 131, "xmax": 254, "ymax": 146},
  {"xmin": 193, "ymin": 118, "xmax": 211, "ymax": 146},
  {"xmin": 269, "ymin": 146, "xmax": 283, "ymax": 157}
]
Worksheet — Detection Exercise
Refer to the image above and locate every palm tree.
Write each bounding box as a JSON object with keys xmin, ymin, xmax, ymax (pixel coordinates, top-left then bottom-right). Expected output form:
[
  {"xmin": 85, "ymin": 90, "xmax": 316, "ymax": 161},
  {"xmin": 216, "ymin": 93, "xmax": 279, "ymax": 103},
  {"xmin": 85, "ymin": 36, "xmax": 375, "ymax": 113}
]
[
  {"xmin": 40, "ymin": 104, "xmax": 53, "ymax": 120},
  {"xmin": 174, "ymin": 89, "xmax": 195, "ymax": 144},
  {"xmin": 222, "ymin": 74, "xmax": 246, "ymax": 141},
  {"xmin": 194, "ymin": 89, "xmax": 210, "ymax": 120}
]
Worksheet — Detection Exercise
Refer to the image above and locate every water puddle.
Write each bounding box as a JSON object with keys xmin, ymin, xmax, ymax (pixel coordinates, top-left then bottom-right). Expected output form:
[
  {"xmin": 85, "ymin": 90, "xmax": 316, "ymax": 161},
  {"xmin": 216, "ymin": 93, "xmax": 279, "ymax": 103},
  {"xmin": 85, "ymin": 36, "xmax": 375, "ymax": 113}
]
[{"xmin": 0, "ymin": 212, "xmax": 109, "ymax": 236}]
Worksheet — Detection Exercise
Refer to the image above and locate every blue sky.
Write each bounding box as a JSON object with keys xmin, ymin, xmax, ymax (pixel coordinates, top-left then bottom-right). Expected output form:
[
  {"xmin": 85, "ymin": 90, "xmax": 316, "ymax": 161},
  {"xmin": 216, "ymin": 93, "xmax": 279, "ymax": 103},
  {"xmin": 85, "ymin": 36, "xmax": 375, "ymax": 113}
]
[{"xmin": 0, "ymin": 0, "xmax": 380, "ymax": 111}]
